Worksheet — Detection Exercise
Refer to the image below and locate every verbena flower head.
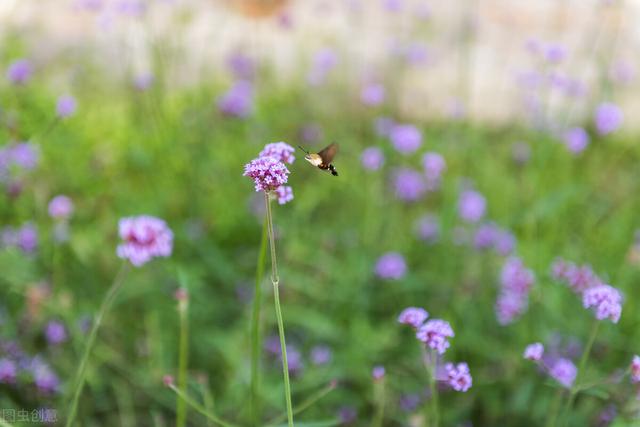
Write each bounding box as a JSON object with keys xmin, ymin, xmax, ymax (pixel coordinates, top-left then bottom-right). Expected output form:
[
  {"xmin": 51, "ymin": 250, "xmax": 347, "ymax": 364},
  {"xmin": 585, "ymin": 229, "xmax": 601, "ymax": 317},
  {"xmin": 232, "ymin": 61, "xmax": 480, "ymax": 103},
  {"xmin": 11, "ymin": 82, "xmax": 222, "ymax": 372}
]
[
  {"xmin": 275, "ymin": 185, "xmax": 294, "ymax": 205},
  {"xmin": 417, "ymin": 319, "xmax": 454, "ymax": 354},
  {"xmin": 374, "ymin": 117, "xmax": 395, "ymax": 137},
  {"xmin": 6, "ymin": 59, "xmax": 33, "ymax": 84},
  {"xmin": 500, "ymin": 257, "xmax": 535, "ymax": 294},
  {"xmin": 310, "ymin": 345, "xmax": 332, "ymax": 366},
  {"xmin": 133, "ymin": 72, "xmax": 154, "ymax": 91},
  {"xmin": 0, "ymin": 358, "xmax": 17, "ymax": 384},
  {"xmin": 243, "ymin": 156, "xmax": 290, "ymax": 192},
  {"xmin": 595, "ymin": 102, "xmax": 623, "ymax": 135},
  {"xmin": 631, "ymin": 355, "xmax": 640, "ymax": 383},
  {"xmin": 17, "ymin": 224, "xmax": 38, "ymax": 253},
  {"xmin": 56, "ymin": 95, "xmax": 77, "ymax": 118},
  {"xmin": 375, "ymin": 252, "xmax": 407, "ymax": 280},
  {"xmin": 458, "ymin": 189, "xmax": 486, "ymax": 223},
  {"xmin": 422, "ymin": 152, "xmax": 446, "ymax": 184},
  {"xmin": 226, "ymin": 51, "xmax": 256, "ymax": 80},
  {"xmin": 361, "ymin": 147, "xmax": 385, "ymax": 171},
  {"xmin": 495, "ymin": 291, "xmax": 528, "ymax": 325},
  {"xmin": 9, "ymin": 142, "xmax": 39, "ymax": 170},
  {"xmin": 398, "ymin": 307, "xmax": 429, "ymax": 329},
  {"xmin": 45, "ymin": 321, "xmax": 67, "ymax": 345},
  {"xmin": 543, "ymin": 42, "xmax": 567, "ymax": 63},
  {"xmin": 393, "ymin": 168, "xmax": 426, "ymax": 202},
  {"xmin": 372, "ymin": 365, "xmax": 385, "ymax": 380},
  {"xmin": 563, "ymin": 127, "xmax": 589, "ymax": 154},
  {"xmin": 523, "ymin": 342, "xmax": 544, "ymax": 361},
  {"xmin": 29, "ymin": 358, "xmax": 60, "ymax": 394},
  {"xmin": 565, "ymin": 264, "xmax": 602, "ymax": 294},
  {"xmin": 48, "ymin": 195, "xmax": 74, "ymax": 219},
  {"xmin": 582, "ymin": 284, "xmax": 623, "ymax": 323},
  {"xmin": 116, "ymin": 215, "xmax": 173, "ymax": 267},
  {"xmin": 360, "ymin": 83, "xmax": 385, "ymax": 106},
  {"xmin": 444, "ymin": 362, "xmax": 472, "ymax": 392},
  {"xmin": 415, "ymin": 215, "xmax": 440, "ymax": 243},
  {"xmin": 474, "ymin": 223, "xmax": 499, "ymax": 249},
  {"xmin": 495, "ymin": 230, "xmax": 516, "ymax": 256},
  {"xmin": 549, "ymin": 358, "xmax": 577, "ymax": 388},
  {"xmin": 259, "ymin": 142, "xmax": 295, "ymax": 164},
  {"xmin": 390, "ymin": 124, "xmax": 422, "ymax": 154},
  {"xmin": 218, "ymin": 80, "xmax": 253, "ymax": 118}
]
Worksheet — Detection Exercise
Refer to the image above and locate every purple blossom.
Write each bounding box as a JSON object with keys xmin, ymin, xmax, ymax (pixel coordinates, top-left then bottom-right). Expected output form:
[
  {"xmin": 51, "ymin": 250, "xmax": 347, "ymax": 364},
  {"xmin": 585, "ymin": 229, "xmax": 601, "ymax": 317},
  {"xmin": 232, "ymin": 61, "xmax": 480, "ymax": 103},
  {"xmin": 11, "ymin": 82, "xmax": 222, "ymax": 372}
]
[
  {"xmin": 549, "ymin": 358, "xmax": 577, "ymax": 388},
  {"xmin": 310, "ymin": 345, "xmax": 332, "ymax": 366},
  {"xmin": 496, "ymin": 257, "xmax": 534, "ymax": 325},
  {"xmin": 48, "ymin": 195, "xmax": 74, "ymax": 219},
  {"xmin": 543, "ymin": 43, "xmax": 567, "ymax": 63},
  {"xmin": 260, "ymin": 142, "xmax": 295, "ymax": 164},
  {"xmin": 381, "ymin": 0, "xmax": 403, "ymax": 12},
  {"xmin": 375, "ymin": 252, "xmax": 407, "ymax": 280},
  {"xmin": 372, "ymin": 365, "xmax": 385, "ymax": 380},
  {"xmin": 9, "ymin": 142, "xmax": 39, "ymax": 170},
  {"xmin": 444, "ymin": 362, "xmax": 472, "ymax": 392},
  {"xmin": 495, "ymin": 230, "xmax": 516, "ymax": 256},
  {"xmin": 226, "ymin": 51, "xmax": 256, "ymax": 80},
  {"xmin": 0, "ymin": 358, "xmax": 17, "ymax": 384},
  {"xmin": 116, "ymin": 215, "xmax": 174, "ymax": 267},
  {"xmin": 338, "ymin": 406, "xmax": 357, "ymax": 424},
  {"xmin": 495, "ymin": 292, "xmax": 528, "ymax": 325},
  {"xmin": 389, "ymin": 124, "xmax": 422, "ymax": 154},
  {"xmin": 399, "ymin": 394, "xmax": 421, "ymax": 412},
  {"xmin": 415, "ymin": 215, "xmax": 440, "ymax": 243},
  {"xmin": 374, "ymin": 117, "xmax": 395, "ymax": 137},
  {"xmin": 56, "ymin": 95, "xmax": 77, "ymax": 118},
  {"xmin": 474, "ymin": 223, "xmax": 499, "ymax": 250},
  {"xmin": 631, "ymin": 355, "xmax": 640, "ymax": 383},
  {"xmin": 275, "ymin": 185, "xmax": 293, "ymax": 205},
  {"xmin": 563, "ymin": 127, "xmax": 589, "ymax": 154},
  {"xmin": 416, "ymin": 319, "xmax": 454, "ymax": 354},
  {"xmin": 360, "ymin": 83, "xmax": 385, "ymax": 106},
  {"xmin": 458, "ymin": 189, "xmax": 486, "ymax": 223},
  {"xmin": 564, "ymin": 263, "xmax": 602, "ymax": 294},
  {"xmin": 218, "ymin": 80, "xmax": 253, "ymax": 118},
  {"xmin": 285, "ymin": 345, "xmax": 303, "ymax": 375},
  {"xmin": 6, "ymin": 59, "xmax": 33, "ymax": 85},
  {"xmin": 404, "ymin": 43, "xmax": 430, "ymax": 65},
  {"xmin": 30, "ymin": 358, "xmax": 60, "ymax": 394},
  {"xmin": 45, "ymin": 321, "xmax": 67, "ymax": 345},
  {"xmin": 393, "ymin": 168, "xmax": 426, "ymax": 202},
  {"xmin": 609, "ymin": 59, "xmax": 635, "ymax": 84},
  {"xmin": 133, "ymin": 73, "xmax": 154, "ymax": 91},
  {"xmin": 17, "ymin": 224, "xmax": 38, "ymax": 253},
  {"xmin": 244, "ymin": 156, "xmax": 290, "ymax": 192},
  {"xmin": 583, "ymin": 284, "xmax": 623, "ymax": 323},
  {"xmin": 398, "ymin": 307, "xmax": 429, "ymax": 329},
  {"xmin": 361, "ymin": 147, "xmax": 385, "ymax": 171},
  {"xmin": 307, "ymin": 48, "xmax": 338, "ymax": 86},
  {"xmin": 595, "ymin": 103, "xmax": 623, "ymax": 135},
  {"xmin": 523, "ymin": 343, "xmax": 544, "ymax": 361},
  {"xmin": 422, "ymin": 152, "xmax": 446, "ymax": 186}
]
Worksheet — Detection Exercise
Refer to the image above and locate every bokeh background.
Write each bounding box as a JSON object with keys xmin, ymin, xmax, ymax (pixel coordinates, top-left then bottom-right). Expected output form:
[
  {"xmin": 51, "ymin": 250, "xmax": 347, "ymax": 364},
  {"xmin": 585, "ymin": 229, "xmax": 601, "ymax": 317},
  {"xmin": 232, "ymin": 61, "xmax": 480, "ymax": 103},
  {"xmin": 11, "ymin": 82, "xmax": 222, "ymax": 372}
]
[{"xmin": 1, "ymin": 0, "xmax": 640, "ymax": 426}]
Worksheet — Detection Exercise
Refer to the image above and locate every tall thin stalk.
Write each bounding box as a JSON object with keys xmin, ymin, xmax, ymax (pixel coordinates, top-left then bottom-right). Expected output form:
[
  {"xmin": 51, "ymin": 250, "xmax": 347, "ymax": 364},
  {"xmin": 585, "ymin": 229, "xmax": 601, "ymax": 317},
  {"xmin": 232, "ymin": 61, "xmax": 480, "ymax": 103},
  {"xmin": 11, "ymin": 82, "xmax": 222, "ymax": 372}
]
[
  {"xmin": 421, "ymin": 348, "xmax": 439, "ymax": 427},
  {"xmin": 66, "ymin": 262, "xmax": 130, "ymax": 427},
  {"xmin": 250, "ymin": 217, "xmax": 268, "ymax": 425},
  {"xmin": 264, "ymin": 192, "xmax": 294, "ymax": 427},
  {"xmin": 176, "ymin": 290, "xmax": 190, "ymax": 427}
]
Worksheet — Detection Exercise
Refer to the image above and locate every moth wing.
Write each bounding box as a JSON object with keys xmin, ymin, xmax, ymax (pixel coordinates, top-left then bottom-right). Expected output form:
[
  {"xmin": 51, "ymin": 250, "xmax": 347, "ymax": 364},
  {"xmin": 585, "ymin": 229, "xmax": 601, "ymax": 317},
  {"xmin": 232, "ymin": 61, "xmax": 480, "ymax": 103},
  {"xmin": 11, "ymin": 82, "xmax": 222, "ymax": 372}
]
[{"xmin": 318, "ymin": 143, "xmax": 338, "ymax": 163}]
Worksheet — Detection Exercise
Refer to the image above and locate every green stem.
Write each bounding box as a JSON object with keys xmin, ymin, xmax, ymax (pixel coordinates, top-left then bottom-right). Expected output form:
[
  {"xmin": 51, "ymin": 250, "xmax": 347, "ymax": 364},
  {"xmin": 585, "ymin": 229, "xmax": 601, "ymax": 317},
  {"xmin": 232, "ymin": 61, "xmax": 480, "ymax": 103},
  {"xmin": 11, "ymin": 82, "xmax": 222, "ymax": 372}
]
[
  {"xmin": 250, "ymin": 216, "xmax": 268, "ymax": 425},
  {"xmin": 544, "ymin": 388, "xmax": 564, "ymax": 427},
  {"xmin": 561, "ymin": 320, "xmax": 600, "ymax": 426},
  {"xmin": 421, "ymin": 348, "xmax": 439, "ymax": 427},
  {"xmin": 372, "ymin": 379, "xmax": 385, "ymax": 427},
  {"xmin": 66, "ymin": 262, "xmax": 130, "ymax": 427},
  {"xmin": 265, "ymin": 192, "xmax": 294, "ymax": 427},
  {"xmin": 169, "ymin": 385, "xmax": 237, "ymax": 427},
  {"xmin": 176, "ymin": 294, "xmax": 190, "ymax": 427},
  {"xmin": 266, "ymin": 381, "xmax": 336, "ymax": 426}
]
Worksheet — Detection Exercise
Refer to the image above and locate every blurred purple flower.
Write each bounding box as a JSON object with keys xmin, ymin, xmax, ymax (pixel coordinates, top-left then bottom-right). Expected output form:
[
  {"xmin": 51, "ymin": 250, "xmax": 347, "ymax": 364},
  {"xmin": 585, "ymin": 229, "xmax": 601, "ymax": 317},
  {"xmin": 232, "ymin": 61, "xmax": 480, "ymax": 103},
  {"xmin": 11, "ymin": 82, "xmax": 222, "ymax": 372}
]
[
  {"xmin": 338, "ymin": 406, "xmax": 357, "ymax": 424},
  {"xmin": 30, "ymin": 358, "xmax": 60, "ymax": 394},
  {"xmin": 133, "ymin": 73, "xmax": 154, "ymax": 91},
  {"xmin": 404, "ymin": 43, "xmax": 430, "ymax": 65},
  {"xmin": 389, "ymin": 124, "xmax": 422, "ymax": 154},
  {"xmin": 285, "ymin": 345, "xmax": 303, "ymax": 375},
  {"xmin": 398, "ymin": 307, "xmax": 428, "ymax": 329},
  {"xmin": 218, "ymin": 80, "xmax": 253, "ymax": 118},
  {"xmin": 543, "ymin": 43, "xmax": 566, "ymax": 63},
  {"xmin": 523, "ymin": 343, "xmax": 544, "ymax": 361},
  {"xmin": 116, "ymin": 215, "xmax": 173, "ymax": 267},
  {"xmin": 422, "ymin": 152, "xmax": 445, "ymax": 189},
  {"xmin": 6, "ymin": 59, "xmax": 33, "ymax": 85},
  {"xmin": 48, "ymin": 195, "xmax": 74, "ymax": 219},
  {"xmin": 260, "ymin": 142, "xmax": 296, "ymax": 164},
  {"xmin": 10, "ymin": 142, "xmax": 39, "ymax": 170},
  {"xmin": 360, "ymin": 83, "xmax": 385, "ymax": 106},
  {"xmin": 56, "ymin": 95, "xmax": 77, "ymax": 118},
  {"xmin": 307, "ymin": 48, "xmax": 338, "ymax": 86},
  {"xmin": 417, "ymin": 319, "xmax": 454, "ymax": 354},
  {"xmin": 549, "ymin": 358, "xmax": 577, "ymax": 388},
  {"xmin": 372, "ymin": 365, "xmax": 385, "ymax": 380},
  {"xmin": 495, "ymin": 292, "xmax": 528, "ymax": 326},
  {"xmin": 495, "ymin": 230, "xmax": 516, "ymax": 256},
  {"xmin": 496, "ymin": 257, "xmax": 534, "ymax": 325},
  {"xmin": 415, "ymin": 215, "xmax": 440, "ymax": 243},
  {"xmin": 375, "ymin": 252, "xmax": 406, "ymax": 280},
  {"xmin": 445, "ymin": 362, "xmax": 472, "ymax": 392},
  {"xmin": 361, "ymin": 147, "xmax": 385, "ymax": 171},
  {"xmin": 631, "ymin": 355, "xmax": 640, "ymax": 383},
  {"xmin": 310, "ymin": 345, "xmax": 332, "ymax": 366},
  {"xmin": 381, "ymin": 0, "xmax": 403, "ymax": 12},
  {"xmin": 275, "ymin": 185, "xmax": 293, "ymax": 205},
  {"xmin": 299, "ymin": 124, "xmax": 323, "ymax": 143},
  {"xmin": 474, "ymin": 223, "xmax": 498, "ymax": 250},
  {"xmin": 374, "ymin": 117, "xmax": 395, "ymax": 137},
  {"xmin": 45, "ymin": 321, "xmax": 67, "ymax": 345},
  {"xmin": 17, "ymin": 224, "xmax": 38, "ymax": 253},
  {"xmin": 393, "ymin": 168, "xmax": 426, "ymax": 201},
  {"xmin": 399, "ymin": 394, "xmax": 421, "ymax": 412},
  {"xmin": 609, "ymin": 59, "xmax": 635, "ymax": 84},
  {"xmin": 563, "ymin": 127, "xmax": 589, "ymax": 154},
  {"xmin": 226, "ymin": 51, "xmax": 256, "ymax": 80},
  {"xmin": 458, "ymin": 189, "xmax": 486, "ymax": 223},
  {"xmin": 595, "ymin": 103, "xmax": 623, "ymax": 135},
  {"xmin": 583, "ymin": 284, "xmax": 622, "ymax": 323},
  {"xmin": 244, "ymin": 156, "xmax": 290, "ymax": 192},
  {"xmin": 0, "ymin": 358, "xmax": 17, "ymax": 384}
]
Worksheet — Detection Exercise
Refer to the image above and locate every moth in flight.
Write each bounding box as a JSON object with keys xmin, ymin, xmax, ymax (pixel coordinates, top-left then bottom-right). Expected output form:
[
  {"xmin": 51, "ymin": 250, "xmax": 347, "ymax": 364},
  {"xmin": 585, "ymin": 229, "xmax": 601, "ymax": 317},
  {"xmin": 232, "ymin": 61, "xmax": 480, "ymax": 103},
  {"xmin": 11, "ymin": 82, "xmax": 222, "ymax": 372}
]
[{"xmin": 298, "ymin": 143, "xmax": 339, "ymax": 176}]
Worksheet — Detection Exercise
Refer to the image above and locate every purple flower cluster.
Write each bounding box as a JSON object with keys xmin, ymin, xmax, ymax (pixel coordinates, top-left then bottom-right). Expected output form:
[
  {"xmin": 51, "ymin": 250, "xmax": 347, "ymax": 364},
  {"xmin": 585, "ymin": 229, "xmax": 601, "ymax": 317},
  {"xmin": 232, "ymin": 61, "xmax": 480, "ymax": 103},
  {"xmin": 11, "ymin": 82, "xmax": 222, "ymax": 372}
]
[
  {"xmin": 444, "ymin": 362, "xmax": 472, "ymax": 392},
  {"xmin": 393, "ymin": 168, "xmax": 426, "ymax": 202},
  {"xmin": 473, "ymin": 222, "xmax": 516, "ymax": 256},
  {"xmin": 417, "ymin": 319, "xmax": 455, "ymax": 354},
  {"xmin": 259, "ymin": 142, "xmax": 296, "ymax": 164},
  {"xmin": 523, "ymin": 343, "xmax": 576, "ymax": 388},
  {"xmin": 458, "ymin": 189, "xmax": 486, "ymax": 223},
  {"xmin": 6, "ymin": 59, "xmax": 33, "ymax": 85},
  {"xmin": 631, "ymin": 355, "xmax": 640, "ymax": 383},
  {"xmin": 226, "ymin": 51, "xmax": 256, "ymax": 80},
  {"xmin": 583, "ymin": 284, "xmax": 623, "ymax": 323},
  {"xmin": 595, "ymin": 103, "xmax": 623, "ymax": 135},
  {"xmin": 375, "ymin": 252, "xmax": 406, "ymax": 280},
  {"xmin": 307, "ymin": 48, "xmax": 338, "ymax": 86},
  {"xmin": 551, "ymin": 258, "xmax": 603, "ymax": 294},
  {"xmin": 310, "ymin": 345, "xmax": 332, "ymax": 366},
  {"xmin": 361, "ymin": 147, "xmax": 385, "ymax": 171},
  {"xmin": 360, "ymin": 83, "xmax": 385, "ymax": 107},
  {"xmin": 0, "ymin": 142, "xmax": 40, "ymax": 184},
  {"xmin": 422, "ymin": 152, "xmax": 446, "ymax": 190},
  {"xmin": 372, "ymin": 365, "xmax": 385, "ymax": 380},
  {"xmin": 48, "ymin": 195, "xmax": 74, "ymax": 220},
  {"xmin": 523, "ymin": 342, "xmax": 544, "ymax": 361},
  {"xmin": 415, "ymin": 215, "xmax": 440, "ymax": 243},
  {"xmin": 244, "ymin": 156, "xmax": 290, "ymax": 193},
  {"xmin": 0, "ymin": 342, "xmax": 60, "ymax": 394},
  {"xmin": 562, "ymin": 127, "xmax": 590, "ymax": 154},
  {"xmin": 495, "ymin": 257, "xmax": 535, "ymax": 325},
  {"xmin": 275, "ymin": 185, "xmax": 294, "ymax": 205},
  {"xmin": 56, "ymin": 95, "xmax": 77, "ymax": 118},
  {"xmin": 45, "ymin": 321, "xmax": 68, "ymax": 345},
  {"xmin": 218, "ymin": 80, "xmax": 253, "ymax": 118},
  {"xmin": 1, "ymin": 223, "xmax": 38, "ymax": 254},
  {"xmin": 374, "ymin": 117, "xmax": 395, "ymax": 137},
  {"xmin": 397, "ymin": 307, "xmax": 429, "ymax": 328},
  {"xmin": 389, "ymin": 124, "xmax": 422, "ymax": 154},
  {"xmin": 116, "ymin": 215, "xmax": 174, "ymax": 267}
]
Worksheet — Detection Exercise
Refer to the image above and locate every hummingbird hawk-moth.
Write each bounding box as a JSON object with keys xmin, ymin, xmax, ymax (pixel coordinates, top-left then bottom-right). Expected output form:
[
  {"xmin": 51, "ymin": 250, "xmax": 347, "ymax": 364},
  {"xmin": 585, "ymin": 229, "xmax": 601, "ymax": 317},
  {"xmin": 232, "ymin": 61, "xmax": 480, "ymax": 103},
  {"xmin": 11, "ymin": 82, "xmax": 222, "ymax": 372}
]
[{"xmin": 299, "ymin": 143, "xmax": 339, "ymax": 176}]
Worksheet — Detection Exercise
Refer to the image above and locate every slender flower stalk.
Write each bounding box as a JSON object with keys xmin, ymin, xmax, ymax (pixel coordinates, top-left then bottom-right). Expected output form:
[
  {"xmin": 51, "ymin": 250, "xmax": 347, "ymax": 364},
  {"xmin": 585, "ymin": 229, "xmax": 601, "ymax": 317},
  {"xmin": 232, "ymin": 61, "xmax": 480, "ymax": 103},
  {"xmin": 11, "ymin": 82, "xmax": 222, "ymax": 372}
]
[
  {"xmin": 266, "ymin": 380, "xmax": 336, "ymax": 426},
  {"xmin": 421, "ymin": 348, "xmax": 439, "ymax": 427},
  {"xmin": 372, "ymin": 376, "xmax": 386, "ymax": 427},
  {"xmin": 265, "ymin": 192, "xmax": 294, "ymax": 427},
  {"xmin": 66, "ymin": 262, "xmax": 130, "ymax": 427},
  {"xmin": 250, "ymin": 217, "xmax": 268, "ymax": 425},
  {"xmin": 169, "ymin": 384, "xmax": 238, "ymax": 427},
  {"xmin": 176, "ymin": 289, "xmax": 190, "ymax": 427},
  {"xmin": 544, "ymin": 388, "xmax": 564, "ymax": 427}
]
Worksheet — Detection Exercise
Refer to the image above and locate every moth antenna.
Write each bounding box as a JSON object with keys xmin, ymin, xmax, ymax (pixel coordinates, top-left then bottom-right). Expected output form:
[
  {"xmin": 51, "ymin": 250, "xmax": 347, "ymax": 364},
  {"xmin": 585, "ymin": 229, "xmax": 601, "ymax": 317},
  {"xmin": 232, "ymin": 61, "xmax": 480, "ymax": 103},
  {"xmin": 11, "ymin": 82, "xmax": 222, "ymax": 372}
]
[{"xmin": 298, "ymin": 145, "xmax": 310, "ymax": 154}]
